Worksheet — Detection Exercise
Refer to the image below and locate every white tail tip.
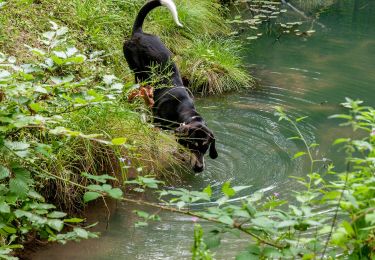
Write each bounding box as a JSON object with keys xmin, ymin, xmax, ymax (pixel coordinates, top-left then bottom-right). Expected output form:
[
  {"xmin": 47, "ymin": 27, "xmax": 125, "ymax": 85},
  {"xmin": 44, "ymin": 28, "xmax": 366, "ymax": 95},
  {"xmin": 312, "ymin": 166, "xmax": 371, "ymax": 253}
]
[{"xmin": 160, "ymin": 0, "xmax": 183, "ymax": 27}]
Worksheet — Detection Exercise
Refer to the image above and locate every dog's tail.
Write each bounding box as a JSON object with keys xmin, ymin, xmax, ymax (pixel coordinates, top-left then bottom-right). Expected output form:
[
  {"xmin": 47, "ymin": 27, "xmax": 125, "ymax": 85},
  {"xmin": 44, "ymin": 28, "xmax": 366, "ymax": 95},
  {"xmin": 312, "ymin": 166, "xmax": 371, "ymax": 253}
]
[{"xmin": 132, "ymin": 0, "xmax": 183, "ymax": 34}]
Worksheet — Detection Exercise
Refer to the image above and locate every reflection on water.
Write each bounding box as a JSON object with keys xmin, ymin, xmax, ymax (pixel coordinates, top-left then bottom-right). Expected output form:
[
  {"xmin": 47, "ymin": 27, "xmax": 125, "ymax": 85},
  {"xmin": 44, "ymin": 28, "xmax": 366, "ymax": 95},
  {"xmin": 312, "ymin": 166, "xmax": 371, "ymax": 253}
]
[{"xmin": 33, "ymin": 1, "xmax": 375, "ymax": 259}]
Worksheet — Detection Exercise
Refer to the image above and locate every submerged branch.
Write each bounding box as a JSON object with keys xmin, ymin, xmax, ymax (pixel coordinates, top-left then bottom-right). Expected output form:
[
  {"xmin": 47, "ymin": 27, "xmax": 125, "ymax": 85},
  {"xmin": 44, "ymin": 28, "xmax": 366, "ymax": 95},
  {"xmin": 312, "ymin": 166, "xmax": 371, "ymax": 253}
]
[
  {"xmin": 120, "ymin": 196, "xmax": 287, "ymax": 250},
  {"xmin": 280, "ymin": 0, "xmax": 326, "ymax": 29}
]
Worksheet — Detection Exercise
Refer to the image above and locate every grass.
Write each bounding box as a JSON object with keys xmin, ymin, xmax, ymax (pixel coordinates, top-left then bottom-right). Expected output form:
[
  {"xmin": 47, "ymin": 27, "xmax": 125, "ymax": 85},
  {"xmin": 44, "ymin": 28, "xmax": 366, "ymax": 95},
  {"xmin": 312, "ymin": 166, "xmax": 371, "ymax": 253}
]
[
  {"xmin": 40, "ymin": 102, "xmax": 185, "ymax": 211},
  {"xmin": 0, "ymin": 0, "xmax": 252, "ymax": 95},
  {"xmin": 179, "ymin": 38, "xmax": 253, "ymax": 95}
]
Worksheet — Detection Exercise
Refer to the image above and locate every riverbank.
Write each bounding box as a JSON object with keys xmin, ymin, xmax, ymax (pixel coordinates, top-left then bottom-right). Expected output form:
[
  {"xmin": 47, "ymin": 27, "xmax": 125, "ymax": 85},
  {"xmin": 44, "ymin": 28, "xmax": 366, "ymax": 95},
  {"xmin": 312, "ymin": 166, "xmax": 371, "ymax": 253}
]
[
  {"xmin": 0, "ymin": 0, "xmax": 252, "ymax": 95},
  {"xmin": 0, "ymin": 0, "xmax": 252, "ymax": 257}
]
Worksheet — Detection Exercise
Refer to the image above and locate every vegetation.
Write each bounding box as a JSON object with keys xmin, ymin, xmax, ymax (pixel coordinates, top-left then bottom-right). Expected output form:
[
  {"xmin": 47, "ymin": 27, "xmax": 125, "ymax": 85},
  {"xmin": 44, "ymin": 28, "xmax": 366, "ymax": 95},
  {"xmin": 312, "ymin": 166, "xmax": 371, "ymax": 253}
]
[
  {"xmin": 122, "ymin": 99, "xmax": 374, "ymax": 259},
  {"xmin": 0, "ymin": 0, "xmax": 254, "ymax": 256},
  {"xmin": 0, "ymin": 21, "xmax": 183, "ymax": 258},
  {"xmin": 1, "ymin": 0, "xmax": 373, "ymax": 259},
  {"xmin": 0, "ymin": 0, "xmax": 252, "ymax": 96}
]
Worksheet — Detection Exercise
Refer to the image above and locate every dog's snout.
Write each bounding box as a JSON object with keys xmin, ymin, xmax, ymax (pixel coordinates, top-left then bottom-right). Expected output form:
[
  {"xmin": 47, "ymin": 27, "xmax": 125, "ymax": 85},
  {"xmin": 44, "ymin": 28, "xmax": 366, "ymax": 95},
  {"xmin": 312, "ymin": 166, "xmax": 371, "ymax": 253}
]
[
  {"xmin": 193, "ymin": 164, "xmax": 204, "ymax": 173},
  {"xmin": 191, "ymin": 153, "xmax": 205, "ymax": 173}
]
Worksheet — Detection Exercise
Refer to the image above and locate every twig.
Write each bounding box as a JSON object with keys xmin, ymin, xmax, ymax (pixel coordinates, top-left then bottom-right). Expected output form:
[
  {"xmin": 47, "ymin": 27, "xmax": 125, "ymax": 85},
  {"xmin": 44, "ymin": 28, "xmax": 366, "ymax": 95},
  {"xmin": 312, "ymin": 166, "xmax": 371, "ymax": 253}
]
[
  {"xmin": 6, "ymin": 135, "xmax": 286, "ymax": 250},
  {"xmin": 120, "ymin": 197, "xmax": 286, "ymax": 250},
  {"xmin": 280, "ymin": 0, "xmax": 326, "ymax": 29},
  {"xmin": 102, "ymin": 197, "xmax": 111, "ymax": 230}
]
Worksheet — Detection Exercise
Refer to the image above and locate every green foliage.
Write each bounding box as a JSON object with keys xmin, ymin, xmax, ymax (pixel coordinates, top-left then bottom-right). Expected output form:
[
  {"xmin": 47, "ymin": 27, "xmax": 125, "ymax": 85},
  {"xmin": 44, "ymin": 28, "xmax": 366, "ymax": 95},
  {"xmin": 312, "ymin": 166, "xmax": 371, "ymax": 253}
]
[
  {"xmin": 0, "ymin": 22, "xmax": 120, "ymax": 258},
  {"xmin": 0, "ymin": 21, "xmax": 161, "ymax": 257},
  {"xmin": 125, "ymin": 175, "xmax": 164, "ymax": 193},
  {"xmin": 192, "ymin": 224, "xmax": 213, "ymax": 260}
]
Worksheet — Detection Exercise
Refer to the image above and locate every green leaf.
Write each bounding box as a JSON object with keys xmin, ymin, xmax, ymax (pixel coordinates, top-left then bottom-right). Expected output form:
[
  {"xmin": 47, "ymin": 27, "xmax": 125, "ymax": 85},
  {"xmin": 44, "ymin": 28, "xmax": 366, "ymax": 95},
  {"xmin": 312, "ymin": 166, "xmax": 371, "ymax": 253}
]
[
  {"xmin": 134, "ymin": 210, "xmax": 149, "ymax": 219},
  {"xmin": 83, "ymin": 192, "xmax": 101, "ymax": 203},
  {"xmin": 0, "ymin": 165, "xmax": 10, "ymax": 180},
  {"xmin": 9, "ymin": 178, "xmax": 29, "ymax": 197},
  {"xmin": 322, "ymin": 191, "xmax": 341, "ymax": 201},
  {"xmin": 232, "ymin": 209, "xmax": 250, "ymax": 219},
  {"xmin": 365, "ymin": 213, "xmax": 375, "ymax": 224},
  {"xmin": 204, "ymin": 234, "xmax": 221, "ymax": 249},
  {"xmin": 87, "ymin": 184, "xmax": 103, "ymax": 191},
  {"xmin": 81, "ymin": 172, "xmax": 117, "ymax": 183},
  {"xmin": 333, "ymin": 138, "xmax": 350, "ymax": 145},
  {"xmin": 329, "ymin": 114, "xmax": 352, "ymax": 120},
  {"xmin": 2, "ymin": 225, "xmax": 17, "ymax": 234},
  {"xmin": 63, "ymin": 218, "xmax": 85, "ymax": 223},
  {"xmin": 13, "ymin": 168, "xmax": 33, "ymax": 184},
  {"xmin": 5, "ymin": 141, "xmax": 30, "ymax": 151},
  {"xmin": 296, "ymin": 116, "xmax": 308, "ymax": 122},
  {"xmin": 176, "ymin": 201, "xmax": 185, "ymax": 209},
  {"xmin": 107, "ymin": 188, "xmax": 123, "ymax": 200},
  {"xmin": 218, "ymin": 215, "xmax": 234, "ymax": 226},
  {"xmin": 263, "ymin": 247, "xmax": 283, "ymax": 258},
  {"xmin": 331, "ymin": 229, "xmax": 348, "ymax": 246},
  {"xmin": 47, "ymin": 219, "xmax": 64, "ymax": 232},
  {"xmin": 47, "ymin": 211, "xmax": 67, "ymax": 219},
  {"xmin": 236, "ymin": 251, "xmax": 259, "ymax": 260},
  {"xmin": 29, "ymin": 103, "xmax": 44, "ymax": 112},
  {"xmin": 292, "ymin": 152, "xmax": 307, "ymax": 160},
  {"xmin": 203, "ymin": 185, "xmax": 212, "ymax": 197},
  {"xmin": 288, "ymin": 136, "xmax": 302, "ymax": 141},
  {"xmin": 74, "ymin": 227, "xmax": 89, "ymax": 239},
  {"xmin": 66, "ymin": 55, "xmax": 86, "ymax": 64},
  {"xmin": 276, "ymin": 220, "xmax": 298, "ymax": 229},
  {"xmin": 342, "ymin": 221, "xmax": 354, "ymax": 236},
  {"xmin": 251, "ymin": 217, "xmax": 275, "ymax": 229},
  {"xmin": 0, "ymin": 202, "xmax": 11, "ymax": 213},
  {"xmin": 222, "ymin": 181, "xmax": 236, "ymax": 198},
  {"xmin": 111, "ymin": 138, "xmax": 127, "ymax": 145}
]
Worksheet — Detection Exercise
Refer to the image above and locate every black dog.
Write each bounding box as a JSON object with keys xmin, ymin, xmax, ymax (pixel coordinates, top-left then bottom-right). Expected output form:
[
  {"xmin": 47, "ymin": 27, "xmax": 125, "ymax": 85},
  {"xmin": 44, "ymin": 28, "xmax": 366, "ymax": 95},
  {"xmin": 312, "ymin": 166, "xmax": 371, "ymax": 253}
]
[{"xmin": 124, "ymin": 0, "xmax": 218, "ymax": 172}]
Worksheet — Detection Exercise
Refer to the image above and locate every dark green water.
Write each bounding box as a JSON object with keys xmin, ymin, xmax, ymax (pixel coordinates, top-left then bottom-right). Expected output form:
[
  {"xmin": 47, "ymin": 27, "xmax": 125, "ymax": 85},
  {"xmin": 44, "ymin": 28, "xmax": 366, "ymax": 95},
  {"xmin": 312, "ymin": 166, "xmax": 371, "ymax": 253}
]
[{"xmin": 33, "ymin": 1, "xmax": 375, "ymax": 259}]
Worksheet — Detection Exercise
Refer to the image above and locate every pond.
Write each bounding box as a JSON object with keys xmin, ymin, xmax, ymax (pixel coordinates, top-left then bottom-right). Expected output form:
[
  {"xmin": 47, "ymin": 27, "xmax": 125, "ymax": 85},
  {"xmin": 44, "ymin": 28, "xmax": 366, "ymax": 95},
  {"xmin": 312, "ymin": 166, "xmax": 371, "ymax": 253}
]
[{"xmin": 33, "ymin": 0, "xmax": 375, "ymax": 259}]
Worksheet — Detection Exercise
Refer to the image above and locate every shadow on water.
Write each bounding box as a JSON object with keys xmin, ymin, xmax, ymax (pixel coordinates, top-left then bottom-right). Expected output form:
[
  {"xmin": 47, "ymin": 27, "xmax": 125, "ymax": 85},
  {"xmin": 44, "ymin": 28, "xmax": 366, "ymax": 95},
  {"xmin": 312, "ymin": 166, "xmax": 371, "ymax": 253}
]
[{"xmin": 33, "ymin": 0, "xmax": 375, "ymax": 259}]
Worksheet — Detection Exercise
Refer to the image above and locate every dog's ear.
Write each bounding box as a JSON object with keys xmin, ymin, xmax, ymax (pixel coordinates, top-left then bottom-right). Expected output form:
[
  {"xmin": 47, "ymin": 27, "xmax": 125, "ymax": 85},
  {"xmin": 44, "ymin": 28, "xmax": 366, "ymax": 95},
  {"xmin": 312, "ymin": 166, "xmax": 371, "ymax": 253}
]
[
  {"xmin": 175, "ymin": 123, "xmax": 190, "ymax": 137},
  {"xmin": 209, "ymin": 138, "xmax": 218, "ymax": 159}
]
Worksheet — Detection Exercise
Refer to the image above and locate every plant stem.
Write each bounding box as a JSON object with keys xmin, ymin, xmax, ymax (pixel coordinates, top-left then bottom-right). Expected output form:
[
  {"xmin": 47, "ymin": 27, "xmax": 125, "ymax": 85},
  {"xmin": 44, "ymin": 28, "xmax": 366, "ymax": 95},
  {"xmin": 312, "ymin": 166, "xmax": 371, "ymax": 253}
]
[{"xmin": 322, "ymin": 162, "xmax": 350, "ymax": 258}]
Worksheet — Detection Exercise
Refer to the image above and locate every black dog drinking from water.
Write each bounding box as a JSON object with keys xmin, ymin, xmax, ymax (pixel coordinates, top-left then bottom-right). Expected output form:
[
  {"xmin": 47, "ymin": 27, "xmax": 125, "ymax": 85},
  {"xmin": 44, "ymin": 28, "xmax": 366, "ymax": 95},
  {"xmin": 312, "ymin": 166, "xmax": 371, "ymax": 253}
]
[{"xmin": 124, "ymin": 0, "xmax": 218, "ymax": 172}]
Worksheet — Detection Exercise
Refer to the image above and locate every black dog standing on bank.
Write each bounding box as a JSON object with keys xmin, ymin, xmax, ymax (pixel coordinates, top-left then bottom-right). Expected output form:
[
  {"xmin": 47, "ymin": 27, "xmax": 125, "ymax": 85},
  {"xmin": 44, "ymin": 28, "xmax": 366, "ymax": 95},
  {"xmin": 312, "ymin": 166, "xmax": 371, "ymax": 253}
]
[{"xmin": 124, "ymin": 0, "xmax": 218, "ymax": 172}]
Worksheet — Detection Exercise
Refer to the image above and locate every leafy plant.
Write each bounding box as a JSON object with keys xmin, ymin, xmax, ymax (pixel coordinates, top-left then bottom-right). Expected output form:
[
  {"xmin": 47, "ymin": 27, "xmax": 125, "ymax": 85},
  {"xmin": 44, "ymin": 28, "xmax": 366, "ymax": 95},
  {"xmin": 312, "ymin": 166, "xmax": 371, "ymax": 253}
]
[
  {"xmin": 0, "ymin": 21, "xmax": 136, "ymax": 258},
  {"xmin": 123, "ymin": 99, "xmax": 374, "ymax": 259}
]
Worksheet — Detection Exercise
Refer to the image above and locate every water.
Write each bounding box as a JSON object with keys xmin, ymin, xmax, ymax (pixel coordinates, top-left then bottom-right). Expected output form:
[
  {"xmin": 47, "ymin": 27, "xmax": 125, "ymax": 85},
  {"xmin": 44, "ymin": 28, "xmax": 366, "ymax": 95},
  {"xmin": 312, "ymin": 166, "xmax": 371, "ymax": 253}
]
[{"xmin": 33, "ymin": 1, "xmax": 375, "ymax": 259}]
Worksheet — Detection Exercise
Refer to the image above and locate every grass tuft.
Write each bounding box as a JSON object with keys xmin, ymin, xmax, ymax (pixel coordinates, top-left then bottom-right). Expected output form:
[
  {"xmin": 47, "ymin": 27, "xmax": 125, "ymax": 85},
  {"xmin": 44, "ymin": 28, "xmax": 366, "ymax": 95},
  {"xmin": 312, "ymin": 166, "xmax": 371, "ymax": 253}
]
[{"xmin": 179, "ymin": 38, "xmax": 253, "ymax": 95}]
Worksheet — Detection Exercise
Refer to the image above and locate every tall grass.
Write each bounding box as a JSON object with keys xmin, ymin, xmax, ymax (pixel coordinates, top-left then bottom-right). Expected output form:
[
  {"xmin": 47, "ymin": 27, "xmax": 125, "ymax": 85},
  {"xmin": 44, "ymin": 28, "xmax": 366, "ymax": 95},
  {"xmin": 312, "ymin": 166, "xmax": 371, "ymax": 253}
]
[
  {"xmin": 179, "ymin": 38, "xmax": 253, "ymax": 95},
  {"xmin": 40, "ymin": 102, "xmax": 185, "ymax": 211},
  {"xmin": 0, "ymin": 0, "xmax": 252, "ymax": 95}
]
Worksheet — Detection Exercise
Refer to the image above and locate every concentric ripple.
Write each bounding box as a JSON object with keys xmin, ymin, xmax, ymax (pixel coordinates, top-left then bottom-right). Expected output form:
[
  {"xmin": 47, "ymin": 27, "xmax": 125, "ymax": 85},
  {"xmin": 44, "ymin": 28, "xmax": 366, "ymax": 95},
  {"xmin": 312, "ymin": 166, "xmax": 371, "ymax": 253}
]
[{"xmin": 191, "ymin": 83, "xmax": 317, "ymax": 198}]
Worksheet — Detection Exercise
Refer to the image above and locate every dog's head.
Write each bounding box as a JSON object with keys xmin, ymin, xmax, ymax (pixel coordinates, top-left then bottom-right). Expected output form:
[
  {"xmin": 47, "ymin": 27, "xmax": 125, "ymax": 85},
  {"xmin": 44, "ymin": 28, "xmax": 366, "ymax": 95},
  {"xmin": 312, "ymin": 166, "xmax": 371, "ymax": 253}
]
[{"xmin": 175, "ymin": 120, "xmax": 218, "ymax": 172}]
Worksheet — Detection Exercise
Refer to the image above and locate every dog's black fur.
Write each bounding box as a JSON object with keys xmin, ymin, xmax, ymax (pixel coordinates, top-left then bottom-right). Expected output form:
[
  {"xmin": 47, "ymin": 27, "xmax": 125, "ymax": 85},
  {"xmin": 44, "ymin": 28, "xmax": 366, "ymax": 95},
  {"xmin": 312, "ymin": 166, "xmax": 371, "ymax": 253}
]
[{"xmin": 123, "ymin": 0, "xmax": 218, "ymax": 172}]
